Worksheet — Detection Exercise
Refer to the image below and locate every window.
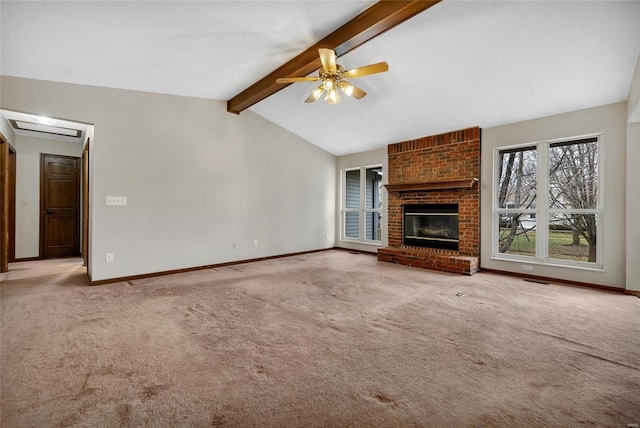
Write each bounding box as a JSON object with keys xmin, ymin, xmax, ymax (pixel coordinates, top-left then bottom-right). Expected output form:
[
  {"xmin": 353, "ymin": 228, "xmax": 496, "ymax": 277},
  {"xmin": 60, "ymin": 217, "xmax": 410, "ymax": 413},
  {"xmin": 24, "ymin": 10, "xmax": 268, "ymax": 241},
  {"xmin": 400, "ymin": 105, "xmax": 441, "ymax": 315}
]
[
  {"xmin": 494, "ymin": 135, "xmax": 601, "ymax": 268},
  {"xmin": 342, "ymin": 166, "xmax": 383, "ymax": 244}
]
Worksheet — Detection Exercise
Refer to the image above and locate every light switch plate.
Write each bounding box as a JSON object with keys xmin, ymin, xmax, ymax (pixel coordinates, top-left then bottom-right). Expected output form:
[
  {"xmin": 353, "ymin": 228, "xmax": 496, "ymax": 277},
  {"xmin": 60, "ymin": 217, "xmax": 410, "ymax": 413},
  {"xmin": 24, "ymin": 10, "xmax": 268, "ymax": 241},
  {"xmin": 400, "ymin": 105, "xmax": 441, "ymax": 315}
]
[{"xmin": 106, "ymin": 196, "xmax": 127, "ymax": 206}]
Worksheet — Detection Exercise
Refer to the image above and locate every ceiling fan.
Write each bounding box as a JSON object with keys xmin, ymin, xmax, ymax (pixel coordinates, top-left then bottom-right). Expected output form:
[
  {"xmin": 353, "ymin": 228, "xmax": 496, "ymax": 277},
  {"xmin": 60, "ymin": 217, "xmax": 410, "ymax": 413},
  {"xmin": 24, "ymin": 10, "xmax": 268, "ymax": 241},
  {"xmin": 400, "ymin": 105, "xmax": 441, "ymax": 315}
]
[{"xmin": 276, "ymin": 48, "xmax": 389, "ymax": 105}]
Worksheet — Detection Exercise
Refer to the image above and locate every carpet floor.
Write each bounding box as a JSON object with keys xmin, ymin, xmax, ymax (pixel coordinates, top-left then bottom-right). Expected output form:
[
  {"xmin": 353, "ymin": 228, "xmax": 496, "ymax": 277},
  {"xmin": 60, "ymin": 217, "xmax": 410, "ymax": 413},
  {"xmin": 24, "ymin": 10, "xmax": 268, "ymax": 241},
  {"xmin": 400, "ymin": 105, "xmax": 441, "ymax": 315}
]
[{"xmin": 1, "ymin": 250, "xmax": 639, "ymax": 427}]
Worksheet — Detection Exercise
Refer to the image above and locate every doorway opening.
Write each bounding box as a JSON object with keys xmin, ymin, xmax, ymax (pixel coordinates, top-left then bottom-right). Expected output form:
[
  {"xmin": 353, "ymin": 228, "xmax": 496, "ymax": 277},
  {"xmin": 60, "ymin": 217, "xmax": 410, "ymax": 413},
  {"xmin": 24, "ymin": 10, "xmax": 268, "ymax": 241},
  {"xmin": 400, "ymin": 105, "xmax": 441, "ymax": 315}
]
[{"xmin": 0, "ymin": 110, "xmax": 93, "ymax": 277}]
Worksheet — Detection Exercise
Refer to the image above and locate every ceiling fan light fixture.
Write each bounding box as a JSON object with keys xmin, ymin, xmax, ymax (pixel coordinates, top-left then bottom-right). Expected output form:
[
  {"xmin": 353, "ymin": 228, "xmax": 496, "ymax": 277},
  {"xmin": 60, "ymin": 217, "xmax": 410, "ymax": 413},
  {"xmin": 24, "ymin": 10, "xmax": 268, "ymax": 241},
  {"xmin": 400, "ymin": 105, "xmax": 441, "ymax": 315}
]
[
  {"xmin": 310, "ymin": 86, "xmax": 324, "ymax": 100},
  {"xmin": 277, "ymin": 48, "xmax": 387, "ymax": 106},
  {"xmin": 322, "ymin": 78, "xmax": 334, "ymax": 91},
  {"xmin": 338, "ymin": 81, "xmax": 354, "ymax": 96},
  {"xmin": 305, "ymin": 85, "xmax": 327, "ymax": 103},
  {"xmin": 325, "ymin": 88, "xmax": 341, "ymax": 105}
]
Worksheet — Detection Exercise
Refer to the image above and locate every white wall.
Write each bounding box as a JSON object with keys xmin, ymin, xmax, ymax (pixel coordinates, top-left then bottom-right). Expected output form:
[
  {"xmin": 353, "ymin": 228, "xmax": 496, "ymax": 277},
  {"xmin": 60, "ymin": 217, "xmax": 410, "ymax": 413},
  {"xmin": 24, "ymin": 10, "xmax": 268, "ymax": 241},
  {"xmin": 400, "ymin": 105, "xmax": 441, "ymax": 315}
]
[
  {"xmin": 14, "ymin": 135, "xmax": 83, "ymax": 258},
  {"xmin": 626, "ymin": 54, "xmax": 640, "ymax": 293},
  {"xmin": 1, "ymin": 76, "xmax": 336, "ymax": 281},
  {"xmin": 481, "ymin": 102, "xmax": 628, "ymax": 289},
  {"xmin": 335, "ymin": 148, "xmax": 387, "ymax": 253},
  {"xmin": 1, "ymin": 116, "xmax": 15, "ymax": 145}
]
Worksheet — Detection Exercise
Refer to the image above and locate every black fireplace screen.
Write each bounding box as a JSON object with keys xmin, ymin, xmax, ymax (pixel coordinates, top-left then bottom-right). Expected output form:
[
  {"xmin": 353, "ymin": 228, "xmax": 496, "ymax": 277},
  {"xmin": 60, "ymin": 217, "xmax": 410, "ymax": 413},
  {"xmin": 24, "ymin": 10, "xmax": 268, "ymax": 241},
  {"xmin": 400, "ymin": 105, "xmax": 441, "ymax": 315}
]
[{"xmin": 403, "ymin": 204, "xmax": 459, "ymax": 250}]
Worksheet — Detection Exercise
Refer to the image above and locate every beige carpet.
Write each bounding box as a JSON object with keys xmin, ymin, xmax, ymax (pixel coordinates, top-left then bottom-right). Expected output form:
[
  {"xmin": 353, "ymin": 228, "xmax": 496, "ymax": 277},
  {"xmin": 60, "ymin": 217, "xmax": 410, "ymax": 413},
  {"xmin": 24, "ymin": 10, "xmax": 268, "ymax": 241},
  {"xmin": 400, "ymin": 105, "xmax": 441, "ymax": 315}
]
[{"xmin": 1, "ymin": 250, "xmax": 639, "ymax": 427}]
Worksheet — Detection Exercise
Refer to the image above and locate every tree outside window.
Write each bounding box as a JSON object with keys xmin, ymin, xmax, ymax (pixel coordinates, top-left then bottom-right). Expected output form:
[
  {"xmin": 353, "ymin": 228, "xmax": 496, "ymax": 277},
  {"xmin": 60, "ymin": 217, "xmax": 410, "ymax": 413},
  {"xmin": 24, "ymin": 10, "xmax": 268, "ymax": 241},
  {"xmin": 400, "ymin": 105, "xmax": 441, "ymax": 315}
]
[{"xmin": 495, "ymin": 136, "xmax": 600, "ymax": 266}]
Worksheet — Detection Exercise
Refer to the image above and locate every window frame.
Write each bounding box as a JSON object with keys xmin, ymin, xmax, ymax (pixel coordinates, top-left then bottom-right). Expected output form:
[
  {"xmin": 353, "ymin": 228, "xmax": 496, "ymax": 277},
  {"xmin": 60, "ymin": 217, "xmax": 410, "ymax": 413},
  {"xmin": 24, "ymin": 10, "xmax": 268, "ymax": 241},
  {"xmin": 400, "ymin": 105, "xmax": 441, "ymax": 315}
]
[
  {"xmin": 492, "ymin": 133, "xmax": 604, "ymax": 270},
  {"xmin": 341, "ymin": 164, "xmax": 383, "ymax": 245}
]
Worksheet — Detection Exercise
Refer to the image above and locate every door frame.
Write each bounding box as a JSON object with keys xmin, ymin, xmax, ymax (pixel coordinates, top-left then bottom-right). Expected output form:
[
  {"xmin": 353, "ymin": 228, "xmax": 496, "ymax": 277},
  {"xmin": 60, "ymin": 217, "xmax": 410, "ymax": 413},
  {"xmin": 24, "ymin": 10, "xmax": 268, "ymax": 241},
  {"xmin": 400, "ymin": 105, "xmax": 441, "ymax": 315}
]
[
  {"xmin": 82, "ymin": 139, "xmax": 89, "ymax": 268},
  {"xmin": 39, "ymin": 153, "xmax": 81, "ymax": 259},
  {"xmin": 0, "ymin": 133, "xmax": 16, "ymax": 272},
  {"xmin": 8, "ymin": 145, "xmax": 16, "ymax": 263}
]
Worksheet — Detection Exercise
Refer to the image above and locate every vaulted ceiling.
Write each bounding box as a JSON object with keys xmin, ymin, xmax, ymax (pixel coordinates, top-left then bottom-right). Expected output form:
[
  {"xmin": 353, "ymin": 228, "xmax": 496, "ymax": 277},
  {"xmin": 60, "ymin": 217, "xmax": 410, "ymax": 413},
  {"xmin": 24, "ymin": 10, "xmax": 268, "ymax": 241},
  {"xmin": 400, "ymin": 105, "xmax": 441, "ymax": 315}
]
[{"xmin": 2, "ymin": 1, "xmax": 639, "ymax": 155}]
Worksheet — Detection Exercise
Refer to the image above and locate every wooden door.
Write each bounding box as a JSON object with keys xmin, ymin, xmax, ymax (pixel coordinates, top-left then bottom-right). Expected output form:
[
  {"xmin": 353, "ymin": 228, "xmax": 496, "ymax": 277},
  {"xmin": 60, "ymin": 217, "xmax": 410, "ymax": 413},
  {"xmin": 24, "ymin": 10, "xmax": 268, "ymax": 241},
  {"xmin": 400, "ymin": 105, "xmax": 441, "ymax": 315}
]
[{"xmin": 40, "ymin": 154, "xmax": 80, "ymax": 258}]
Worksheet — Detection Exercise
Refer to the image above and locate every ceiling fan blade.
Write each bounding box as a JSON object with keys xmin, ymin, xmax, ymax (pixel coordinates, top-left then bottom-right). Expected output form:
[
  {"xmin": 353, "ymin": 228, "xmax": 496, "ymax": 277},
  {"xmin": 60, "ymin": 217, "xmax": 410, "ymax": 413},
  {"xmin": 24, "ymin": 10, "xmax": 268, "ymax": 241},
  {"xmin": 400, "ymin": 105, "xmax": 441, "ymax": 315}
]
[
  {"xmin": 347, "ymin": 83, "xmax": 367, "ymax": 99},
  {"xmin": 276, "ymin": 77, "xmax": 319, "ymax": 84},
  {"xmin": 343, "ymin": 62, "xmax": 389, "ymax": 79},
  {"xmin": 318, "ymin": 48, "xmax": 337, "ymax": 73}
]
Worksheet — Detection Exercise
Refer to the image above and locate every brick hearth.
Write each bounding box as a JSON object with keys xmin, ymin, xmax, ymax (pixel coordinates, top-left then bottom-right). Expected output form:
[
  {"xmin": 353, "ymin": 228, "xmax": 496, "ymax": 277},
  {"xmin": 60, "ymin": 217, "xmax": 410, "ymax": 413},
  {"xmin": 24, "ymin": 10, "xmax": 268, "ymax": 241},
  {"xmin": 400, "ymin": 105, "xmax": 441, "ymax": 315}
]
[{"xmin": 378, "ymin": 127, "xmax": 481, "ymax": 275}]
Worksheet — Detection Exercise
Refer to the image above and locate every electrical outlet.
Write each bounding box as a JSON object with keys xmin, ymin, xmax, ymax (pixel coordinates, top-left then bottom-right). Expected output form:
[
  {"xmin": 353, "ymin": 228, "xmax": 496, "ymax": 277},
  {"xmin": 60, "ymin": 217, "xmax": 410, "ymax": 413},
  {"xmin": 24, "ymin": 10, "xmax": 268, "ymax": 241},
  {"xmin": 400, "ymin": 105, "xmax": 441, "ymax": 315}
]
[
  {"xmin": 106, "ymin": 253, "xmax": 114, "ymax": 263},
  {"xmin": 233, "ymin": 243, "xmax": 238, "ymax": 249},
  {"xmin": 253, "ymin": 240, "xmax": 258, "ymax": 247},
  {"xmin": 523, "ymin": 264, "xmax": 533, "ymax": 271},
  {"xmin": 326, "ymin": 233, "xmax": 329, "ymax": 240},
  {"xmin": 106, "ymin": 196, "xmax": 127, "ymax": 206}
]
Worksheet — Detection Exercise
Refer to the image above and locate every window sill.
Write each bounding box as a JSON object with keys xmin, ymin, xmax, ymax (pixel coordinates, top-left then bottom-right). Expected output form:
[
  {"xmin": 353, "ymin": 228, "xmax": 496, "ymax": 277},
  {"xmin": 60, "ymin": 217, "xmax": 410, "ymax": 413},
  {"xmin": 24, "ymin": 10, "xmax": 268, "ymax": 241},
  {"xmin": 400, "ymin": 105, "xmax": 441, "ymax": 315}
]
[
  {"xmin": 490, "ymin": 256, "xmax": 604, "ymax": 272},
  {"xmin": 340, "ymin": 239, "xmax": 382, "ymax": 247}
]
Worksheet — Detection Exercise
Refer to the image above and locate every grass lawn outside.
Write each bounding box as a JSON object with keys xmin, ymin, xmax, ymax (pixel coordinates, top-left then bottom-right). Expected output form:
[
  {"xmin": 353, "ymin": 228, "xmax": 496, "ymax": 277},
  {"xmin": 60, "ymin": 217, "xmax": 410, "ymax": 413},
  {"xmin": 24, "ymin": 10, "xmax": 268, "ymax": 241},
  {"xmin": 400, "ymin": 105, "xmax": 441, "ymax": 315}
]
[{"xmin": 498, "ymin": 229, "xmax": 591, "ymax": 262}]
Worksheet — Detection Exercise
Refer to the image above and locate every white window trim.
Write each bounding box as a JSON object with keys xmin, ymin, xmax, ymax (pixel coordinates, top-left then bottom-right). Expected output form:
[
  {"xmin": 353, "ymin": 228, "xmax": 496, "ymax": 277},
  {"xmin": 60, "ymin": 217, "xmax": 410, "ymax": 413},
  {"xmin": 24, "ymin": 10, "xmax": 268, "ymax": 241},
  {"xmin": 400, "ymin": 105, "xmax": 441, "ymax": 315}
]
[
  {"xmin": 492, "ymin": 133, "xmax": 604, "ymax": 270},
  {"xmin": 341, "ymin": 165, "xmax": 383, "ymax": 245}
]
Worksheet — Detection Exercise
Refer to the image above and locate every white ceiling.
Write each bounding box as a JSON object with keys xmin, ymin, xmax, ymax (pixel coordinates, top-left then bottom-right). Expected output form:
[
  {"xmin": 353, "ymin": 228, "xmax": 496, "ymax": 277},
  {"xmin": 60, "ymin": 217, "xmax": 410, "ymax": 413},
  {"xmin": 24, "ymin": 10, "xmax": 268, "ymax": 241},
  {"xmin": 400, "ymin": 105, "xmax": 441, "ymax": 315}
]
[{"xmin": 2, "ymin": 1, "xmax": 639, "ymax": 156}]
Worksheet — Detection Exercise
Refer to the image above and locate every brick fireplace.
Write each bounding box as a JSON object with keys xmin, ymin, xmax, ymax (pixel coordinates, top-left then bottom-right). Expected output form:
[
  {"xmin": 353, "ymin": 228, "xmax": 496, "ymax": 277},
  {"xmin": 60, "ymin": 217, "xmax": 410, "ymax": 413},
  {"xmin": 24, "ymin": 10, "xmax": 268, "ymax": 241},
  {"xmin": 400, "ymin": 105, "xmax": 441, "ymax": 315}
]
[{"xmin": 378, "ymin": 127, "xmax": 481, "ymax": 275}]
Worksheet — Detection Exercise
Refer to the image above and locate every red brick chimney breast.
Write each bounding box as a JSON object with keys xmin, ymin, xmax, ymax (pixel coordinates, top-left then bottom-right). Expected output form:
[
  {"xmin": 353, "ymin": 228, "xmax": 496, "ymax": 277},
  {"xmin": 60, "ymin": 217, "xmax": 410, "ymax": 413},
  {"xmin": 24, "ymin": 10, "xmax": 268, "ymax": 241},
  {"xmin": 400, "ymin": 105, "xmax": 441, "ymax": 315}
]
[{"xmin": 378, "ymin": 127, "xmax": 481, "ymax": 275}]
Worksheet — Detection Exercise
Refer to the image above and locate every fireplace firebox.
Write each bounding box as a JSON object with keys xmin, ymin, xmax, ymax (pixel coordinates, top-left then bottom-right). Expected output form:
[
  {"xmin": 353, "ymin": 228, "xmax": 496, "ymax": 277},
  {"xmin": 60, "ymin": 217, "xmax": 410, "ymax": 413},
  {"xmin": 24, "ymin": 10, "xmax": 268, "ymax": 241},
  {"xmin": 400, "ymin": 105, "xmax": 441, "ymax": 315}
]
[{"xmin": 403, "ymin": 204, "xmax": 459, "ymax": 250}]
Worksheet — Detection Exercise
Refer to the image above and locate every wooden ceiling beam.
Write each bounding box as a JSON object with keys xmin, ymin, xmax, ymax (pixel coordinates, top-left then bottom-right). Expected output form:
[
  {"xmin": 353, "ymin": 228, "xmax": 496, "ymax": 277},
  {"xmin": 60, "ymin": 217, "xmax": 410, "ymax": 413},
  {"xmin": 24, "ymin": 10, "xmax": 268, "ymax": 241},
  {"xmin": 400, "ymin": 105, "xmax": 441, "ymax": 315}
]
[{"xmin": 226, "ymin": 0, "xmax": 441, "ymax": 114}]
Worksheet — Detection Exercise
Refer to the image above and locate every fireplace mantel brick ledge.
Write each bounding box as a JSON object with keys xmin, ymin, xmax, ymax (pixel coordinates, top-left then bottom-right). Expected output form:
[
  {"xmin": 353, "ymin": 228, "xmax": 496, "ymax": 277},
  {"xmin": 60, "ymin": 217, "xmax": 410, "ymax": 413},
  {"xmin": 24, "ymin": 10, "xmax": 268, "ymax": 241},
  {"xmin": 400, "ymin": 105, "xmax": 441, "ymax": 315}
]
[
  {"xmin": 384, "ymin": 179, "xmax": 479, "ymax": 193},
  {"xmin": 379, "ymin": 126, "xmax": 481, "ymax": 275}
]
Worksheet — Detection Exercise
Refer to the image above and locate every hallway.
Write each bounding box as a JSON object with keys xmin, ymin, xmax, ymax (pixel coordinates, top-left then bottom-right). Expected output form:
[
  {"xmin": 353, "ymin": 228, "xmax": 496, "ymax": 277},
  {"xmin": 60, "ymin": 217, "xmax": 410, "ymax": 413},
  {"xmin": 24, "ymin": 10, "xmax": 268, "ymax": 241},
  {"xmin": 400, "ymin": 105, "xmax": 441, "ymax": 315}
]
[{"xmin": 1, "ymin": 258, "xmax": 87, "ymax": 290}]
